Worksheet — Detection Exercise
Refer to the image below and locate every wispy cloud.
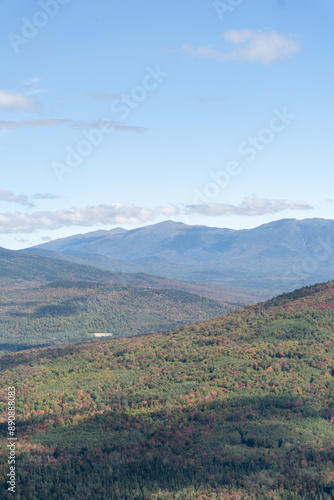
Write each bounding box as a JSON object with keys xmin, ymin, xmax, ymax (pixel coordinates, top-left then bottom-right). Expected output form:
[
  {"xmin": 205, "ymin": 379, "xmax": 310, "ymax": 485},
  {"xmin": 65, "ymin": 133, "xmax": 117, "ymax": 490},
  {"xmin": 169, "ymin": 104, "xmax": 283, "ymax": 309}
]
[
  {"xmin": 0, "ymin": 190, "xmax": 60, "ymax": 207},
  {"xmin": 0, "ymin": 203, "xmax": 180, "ymax": 233},
  {"xmin": 0, "ymin": 119, "xmax": 147, "ymax": 133},
  {"xmin": 0, "ymin": 90, "xmax": 33, "ymax": 111},
  {"xmin": 32, "ymin": 193, "xmax": 61, "ymax": 200},
  {"xmin": 0, "ymin": 119, "xmax": 72, "ymax": 129},
  {"xmin": 186, "ymin": 197, "xmax": 312, "ymax": 216},
  {"xmin": 0, "ymin": 189, "xmax": 33, "ymax": 207},
  {"xmin": 20, "ymin": 77, "xmax": 45, "ymax": 96},
  {"xmin": 179, "ymin": 30, "xmax": 300, "ymax": 64},
  {"xmin": 21, "ymin": 77, "xmax": 41, "ymax": 86}
]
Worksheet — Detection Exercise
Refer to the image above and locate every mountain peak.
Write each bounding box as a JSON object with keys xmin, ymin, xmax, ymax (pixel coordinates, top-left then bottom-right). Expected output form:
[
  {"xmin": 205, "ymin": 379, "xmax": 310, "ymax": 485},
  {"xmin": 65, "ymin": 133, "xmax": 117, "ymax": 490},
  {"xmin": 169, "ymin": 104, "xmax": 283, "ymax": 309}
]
[
  {"xmin": 150, "ymin": 220, "xmax": 189, "ymax": 227},
  {"xmin": 107, "ymin": 227, "xmax": 128, "ymax": 235}
]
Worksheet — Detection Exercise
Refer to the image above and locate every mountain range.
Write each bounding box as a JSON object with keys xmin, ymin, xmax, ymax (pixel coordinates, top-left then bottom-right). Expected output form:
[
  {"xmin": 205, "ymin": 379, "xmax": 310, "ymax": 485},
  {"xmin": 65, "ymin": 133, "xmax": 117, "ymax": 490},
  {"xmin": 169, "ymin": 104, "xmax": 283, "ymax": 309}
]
[
  {"xmin": 22, "ymin": 218, "xmax": 334, "ymax": 293},
  {"xmin": 1, "ymin": 216, "xmax": 333, "ymax": 354}
]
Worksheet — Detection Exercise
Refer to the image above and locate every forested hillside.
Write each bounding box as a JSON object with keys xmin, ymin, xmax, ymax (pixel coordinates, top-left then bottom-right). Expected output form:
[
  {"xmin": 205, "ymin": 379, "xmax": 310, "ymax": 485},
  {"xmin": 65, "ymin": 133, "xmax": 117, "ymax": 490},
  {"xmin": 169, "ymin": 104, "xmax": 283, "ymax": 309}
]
[
  {"xmin": 0, "ymin": 280, "xmax": 238, "ymax": 353},
  {"xmin": 0, "ymin": 281, "xmax": 333, "ymax": 498}
]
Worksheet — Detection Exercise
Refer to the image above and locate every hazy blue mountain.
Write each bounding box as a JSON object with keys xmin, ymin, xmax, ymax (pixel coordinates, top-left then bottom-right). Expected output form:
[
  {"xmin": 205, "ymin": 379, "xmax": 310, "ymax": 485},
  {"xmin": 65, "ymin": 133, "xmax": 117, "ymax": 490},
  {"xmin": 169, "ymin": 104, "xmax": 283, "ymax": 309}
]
[
  {"xmin": 0, "ymin": 245, "xmax": 138, "ymax": 284},
  {"xmin": 3, "ymin": 244, "xmax": 266, "ymax": 305},
  {"xmin": 23, "ymin": 218, "xmax": 334, "ymax": 293}
]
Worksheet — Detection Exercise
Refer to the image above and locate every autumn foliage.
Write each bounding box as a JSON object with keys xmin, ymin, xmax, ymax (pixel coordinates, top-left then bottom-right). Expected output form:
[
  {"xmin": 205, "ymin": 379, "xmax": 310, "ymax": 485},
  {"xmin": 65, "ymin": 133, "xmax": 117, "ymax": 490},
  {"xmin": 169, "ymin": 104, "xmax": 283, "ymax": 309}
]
[{"xmin": 0, "ymin": 281, "xmax": 333, "ymax": 498}]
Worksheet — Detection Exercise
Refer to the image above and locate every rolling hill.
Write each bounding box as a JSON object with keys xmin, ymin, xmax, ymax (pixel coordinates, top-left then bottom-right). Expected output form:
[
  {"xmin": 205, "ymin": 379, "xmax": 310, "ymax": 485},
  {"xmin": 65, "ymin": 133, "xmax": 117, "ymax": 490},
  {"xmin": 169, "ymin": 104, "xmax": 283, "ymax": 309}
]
[
  {"xmin": 0, "ymin": 280, "xmax": 333, "ymax": 498},
  {"xmin": 0, "ymin": 279, "xmax": 238, "ymax": 353}
]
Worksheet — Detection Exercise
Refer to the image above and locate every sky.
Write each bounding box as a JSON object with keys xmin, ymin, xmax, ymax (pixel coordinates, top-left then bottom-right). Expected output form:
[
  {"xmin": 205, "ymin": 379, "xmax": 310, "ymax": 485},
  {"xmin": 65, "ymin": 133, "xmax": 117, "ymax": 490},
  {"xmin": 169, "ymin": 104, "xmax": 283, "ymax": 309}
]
[{"xmin": 0, "ymin": 0, "xmax": 333, "ymax": 249}]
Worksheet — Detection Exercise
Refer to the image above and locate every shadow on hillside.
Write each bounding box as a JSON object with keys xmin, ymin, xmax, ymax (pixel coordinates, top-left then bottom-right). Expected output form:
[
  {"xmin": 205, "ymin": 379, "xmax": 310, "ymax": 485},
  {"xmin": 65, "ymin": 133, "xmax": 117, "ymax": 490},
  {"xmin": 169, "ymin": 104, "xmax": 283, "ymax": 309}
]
[
  {"xmin": 0, "ymin": 342, "xmax": 58, "ymax": 354},
  {"xmin": 0, "ymin": 341, "xmax": 94, "ymax": 369},
  {"xmin": 13, "ymin": 391, "xmax": 332, "ymax": 497}
]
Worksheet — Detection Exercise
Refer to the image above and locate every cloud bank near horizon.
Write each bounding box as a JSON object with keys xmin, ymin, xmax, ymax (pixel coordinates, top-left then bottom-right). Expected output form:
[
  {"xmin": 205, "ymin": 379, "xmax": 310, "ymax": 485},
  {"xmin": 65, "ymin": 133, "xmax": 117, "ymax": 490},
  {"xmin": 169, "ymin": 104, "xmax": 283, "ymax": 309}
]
[
  {"xmin": 186, "ymin": 197, "xmax": 312, "ymax": 216},
  {"xmin": 0, "ymin": 197, "xmax": 312, "ymax": 234}
]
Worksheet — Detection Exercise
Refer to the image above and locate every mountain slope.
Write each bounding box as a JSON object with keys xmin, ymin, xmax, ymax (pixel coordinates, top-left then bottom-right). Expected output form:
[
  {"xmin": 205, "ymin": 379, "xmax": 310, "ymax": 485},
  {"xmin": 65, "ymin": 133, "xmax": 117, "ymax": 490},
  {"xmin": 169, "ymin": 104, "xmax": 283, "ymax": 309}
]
[
  {"xmin": 3, "ymin": 245, "xmax": 269, "ymax": 303},
  {"xmin": 0, "ymin": 245, "xmax": 128, "ymax": 284},
  {"xmin": 0, "ymin": 280, "xmax": 237, "ymax": 352},
  {"xmin": 24, "ymin": 218, "xmax": 334, "ymax": 292},
  {"xmin": 0, "ymin": 280, "xmax": 333, "ymax": 498}
]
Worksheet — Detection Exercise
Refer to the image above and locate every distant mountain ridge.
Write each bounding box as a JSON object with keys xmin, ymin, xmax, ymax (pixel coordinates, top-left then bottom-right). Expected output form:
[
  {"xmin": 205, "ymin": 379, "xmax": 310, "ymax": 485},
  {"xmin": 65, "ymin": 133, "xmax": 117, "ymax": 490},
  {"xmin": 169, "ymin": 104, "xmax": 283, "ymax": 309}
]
[{"xmin": 23, "ymin": 218, "xmax": 334, "ymax": 293}]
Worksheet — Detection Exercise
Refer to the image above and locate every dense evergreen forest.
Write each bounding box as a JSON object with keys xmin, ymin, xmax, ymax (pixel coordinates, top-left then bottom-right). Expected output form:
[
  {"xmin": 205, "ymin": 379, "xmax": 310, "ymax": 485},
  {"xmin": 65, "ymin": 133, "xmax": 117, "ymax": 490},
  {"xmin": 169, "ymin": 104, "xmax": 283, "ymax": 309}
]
[{"xmin": 0, "ymin": 281, "xmax": 333, "ymax": 498}]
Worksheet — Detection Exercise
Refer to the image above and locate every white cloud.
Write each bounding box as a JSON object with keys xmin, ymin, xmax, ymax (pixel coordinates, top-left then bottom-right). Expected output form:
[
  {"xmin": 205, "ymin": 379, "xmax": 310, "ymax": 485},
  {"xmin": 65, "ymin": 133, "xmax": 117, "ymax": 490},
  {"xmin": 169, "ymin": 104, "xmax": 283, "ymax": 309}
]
[
  {"xmin": 33, "ymin": 193, "xmax": 61, "ymax": 200},
  {"xmin": 0, "ymin": 197, "xmax": 312, "ymax": 234},
  {"xmin": 0, "ymin": 190, "xmax": 61, "ymax": 207},
  {"xmin": 0, "ymin": 119, "xmax": 70, "ymax": 129},
  {"xmin": 180, "ymin": 30, "xmax": 300, "ymax": 64},
  {"xmin": 0, "ymin": 203, "xmax": 180, "ymax": 234},
  {"xmin": 156, "ymin": 205, "xmax": 180, "ymax": 216},
  {"xmin": 0, "ymin": 90, "xmax": 33, "ymax": 111},
  {"xmin": 186, "ymin": 197, "xmax": 312, "ymax": 216},
  {"xmin": 0, "ymin": 189, "xmax": 33, "ymax": 207},
  {"xmin": 0, "ymin": 119, "xmax": 146, "ymax": 133}
]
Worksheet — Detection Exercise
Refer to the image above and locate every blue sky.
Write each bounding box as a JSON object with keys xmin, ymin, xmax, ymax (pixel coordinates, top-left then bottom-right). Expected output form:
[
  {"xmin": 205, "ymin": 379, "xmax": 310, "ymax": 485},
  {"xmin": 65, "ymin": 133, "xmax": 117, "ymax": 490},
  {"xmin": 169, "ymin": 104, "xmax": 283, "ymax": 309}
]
[{"xmin": 0, "ymin": 0, "xmax": 333, "ymax": 249}]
